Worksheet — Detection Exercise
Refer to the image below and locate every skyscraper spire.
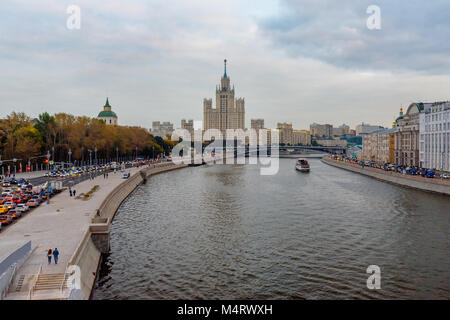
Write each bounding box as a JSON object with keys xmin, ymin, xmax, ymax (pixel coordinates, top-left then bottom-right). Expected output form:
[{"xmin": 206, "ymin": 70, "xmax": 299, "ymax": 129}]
[{"xmin": 223, "ymin": 59, "xmax": 227, "ymax": 78}]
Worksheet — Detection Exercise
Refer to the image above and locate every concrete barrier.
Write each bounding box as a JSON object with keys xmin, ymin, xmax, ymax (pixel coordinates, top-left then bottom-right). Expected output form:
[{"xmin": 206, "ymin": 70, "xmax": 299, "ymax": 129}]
[
  {"xmin": 322, "ymin": 157, "xmax": 450, "ymax": 196},
  {"xmin": 67, "ymin": 162, "xmax": 188, "ymax": 299},
  {"xmin": 0, "ymin": 241, "xmax": 32, "ymax": 299}
]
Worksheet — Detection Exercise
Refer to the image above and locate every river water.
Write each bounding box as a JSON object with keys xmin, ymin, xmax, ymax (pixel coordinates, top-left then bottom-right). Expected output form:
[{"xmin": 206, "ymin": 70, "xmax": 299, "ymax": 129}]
[{"xmin": 92, "ymin": 158, "xmax": 449, "ymax": 299}]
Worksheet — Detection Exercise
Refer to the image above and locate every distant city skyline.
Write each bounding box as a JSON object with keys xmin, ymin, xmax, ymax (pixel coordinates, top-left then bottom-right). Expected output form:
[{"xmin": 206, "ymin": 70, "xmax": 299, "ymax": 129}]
[{"xmin": 1, "ymin": 1, "xmax": 450, "ymax": 130}]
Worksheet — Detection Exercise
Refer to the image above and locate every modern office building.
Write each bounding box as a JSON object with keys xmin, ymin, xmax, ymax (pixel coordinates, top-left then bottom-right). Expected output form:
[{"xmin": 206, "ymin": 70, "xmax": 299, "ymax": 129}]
[{"xmin": 419, "ymin": 101, "xmax": 450, "ymax": 170}]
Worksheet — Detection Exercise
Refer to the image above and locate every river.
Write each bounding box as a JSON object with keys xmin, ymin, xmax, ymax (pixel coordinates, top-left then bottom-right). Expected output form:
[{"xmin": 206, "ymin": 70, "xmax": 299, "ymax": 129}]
[{"xmin": 92, "ymin": 158, "xmax": 450, "ymax": 299}]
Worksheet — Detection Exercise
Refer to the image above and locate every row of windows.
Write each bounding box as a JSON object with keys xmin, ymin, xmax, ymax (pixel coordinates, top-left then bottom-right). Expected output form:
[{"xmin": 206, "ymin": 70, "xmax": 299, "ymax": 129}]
[
  {"xmin": 420, "ymin": 132, "xmax": 450, "ymax": 153},
  {"xmin": 423, "ymin": 122, "xmax": 450, "ymax": 132},
  {"xmin": 424, "ymin": 110, "xmax": 450, "ymax": 122}
]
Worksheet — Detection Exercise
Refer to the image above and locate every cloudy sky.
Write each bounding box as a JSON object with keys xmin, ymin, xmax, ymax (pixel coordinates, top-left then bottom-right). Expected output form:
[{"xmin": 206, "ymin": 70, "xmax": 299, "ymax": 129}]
[{"xmin": 1, "ymin": 0, "xmax": 450, "ymax": 130}]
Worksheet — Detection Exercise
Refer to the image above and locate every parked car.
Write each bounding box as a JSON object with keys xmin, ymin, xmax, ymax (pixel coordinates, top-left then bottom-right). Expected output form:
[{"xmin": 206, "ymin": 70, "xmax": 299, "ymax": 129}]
[
  {"xmin": 0, "ymin": 215, "xmax": 13, "ymax": 225},
  {"xmin": 16, "ymin": 203, "xmax": 29, "ymax": 213},
  {"xmin": 8, "ymin": 209, "xmax": 21, "ymax": 219},
  {"xmin": 4, "ymin": 202, "xmax": 16, "ymax": 210},
  {"xmin": 27, "ymin": 199, "xmax": 39, "ymax": 208},
  {"xmin": 0, "ymin": 205, "xmax": 9, "ymax": 214}
]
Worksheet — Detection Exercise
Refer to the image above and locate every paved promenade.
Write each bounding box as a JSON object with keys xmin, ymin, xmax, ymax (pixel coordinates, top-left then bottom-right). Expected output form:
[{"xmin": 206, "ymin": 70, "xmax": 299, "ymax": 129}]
[
  {"xmin": 323, "ymin": 157, "xmax": 450, "ymax": 195},
  {"xmin": 0, "ymin": 166, "xmax": 143, "ymax": 299},
  {"xmin": 327, "ymin": 157, "xmax": 450, "ymax": 186}
]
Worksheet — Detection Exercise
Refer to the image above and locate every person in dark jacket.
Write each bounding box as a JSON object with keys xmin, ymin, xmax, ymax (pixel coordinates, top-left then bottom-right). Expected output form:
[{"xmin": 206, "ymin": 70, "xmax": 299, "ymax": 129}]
[{"xmin": 53, "ymin": 248, "xmax": 59, "ymax": 264}]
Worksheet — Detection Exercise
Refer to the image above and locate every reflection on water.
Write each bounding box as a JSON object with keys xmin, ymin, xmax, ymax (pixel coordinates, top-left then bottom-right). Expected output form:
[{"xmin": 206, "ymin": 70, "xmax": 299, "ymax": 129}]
[{"xmin": 92, "ymin": 159, "xmax": 450, "ymax": 299}]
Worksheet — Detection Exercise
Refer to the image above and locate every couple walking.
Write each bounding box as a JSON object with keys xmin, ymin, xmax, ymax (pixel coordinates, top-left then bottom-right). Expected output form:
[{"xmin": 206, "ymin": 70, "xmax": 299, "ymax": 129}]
[{"xmin": 46, "ymin": 248, "xmax": 60, "ymax": 265}]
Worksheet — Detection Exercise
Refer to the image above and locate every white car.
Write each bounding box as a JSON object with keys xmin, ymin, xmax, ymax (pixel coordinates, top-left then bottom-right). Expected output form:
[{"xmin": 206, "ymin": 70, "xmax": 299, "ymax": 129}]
[{"xmin": 16, "ymin": 204, "xmax": 29, "ymax": 213}]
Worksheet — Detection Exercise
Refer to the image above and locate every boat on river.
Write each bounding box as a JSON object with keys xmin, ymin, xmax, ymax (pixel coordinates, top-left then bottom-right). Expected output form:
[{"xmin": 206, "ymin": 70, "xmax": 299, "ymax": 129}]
[{"xmin": 295, "ymin": 158, "xmax": 310, "ymax": 172}]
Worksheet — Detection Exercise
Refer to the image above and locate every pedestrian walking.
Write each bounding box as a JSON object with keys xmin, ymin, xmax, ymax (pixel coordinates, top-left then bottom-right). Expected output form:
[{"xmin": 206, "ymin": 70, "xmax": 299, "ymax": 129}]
[
  {"xmin": 69, "ymin": 189, "xmax": 72, "ymax": 197},
  {"xmin": 73, "ymin": 189, "xmax": 76, "ymax": 197},
  {"xmin": 47, "ymin": 249, "xmax": 52, "ymax": 264},
  {"xmin": 53, "ymin": 248, "xmax": 59, "ymax": 264}
]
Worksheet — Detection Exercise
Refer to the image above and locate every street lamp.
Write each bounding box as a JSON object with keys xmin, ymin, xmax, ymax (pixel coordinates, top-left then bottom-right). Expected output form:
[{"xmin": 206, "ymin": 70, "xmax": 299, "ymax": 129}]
[
  {"xmin": 68, "ymin": 149, "xmax": 72, "ymax": 168},
  {"xmin": 116, "ymin": 147, "xmax": 119, "ymax": 163},
  {"xmin": 88, "ymin": 149, "xmax": 92, "ymax": 167},
  {"xmin": 52, "ymin": 146, "xmax": 55, "ymax": 170},
  {"xmin": 94, "ymin": 147, "xmax": 97, "ymax": 166}
]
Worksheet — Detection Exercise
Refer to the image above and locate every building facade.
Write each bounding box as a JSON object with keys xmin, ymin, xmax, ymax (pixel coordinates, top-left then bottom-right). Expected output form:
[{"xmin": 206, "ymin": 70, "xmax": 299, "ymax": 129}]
[
  {"xmin": 395, "ymin": 102, "xmax": 432, "ymax": 166},
  {"xmin": 97, "ymin": 98, "xmax": 118, "ymax": 125},
  {"xmin": 310, "ymin": 123, "xmax": 332, "ymax": 138},
  {"xmin": 419, "ymin": 101, "xmax": 450, "ymax": 170},
  {"xmin": 355, "ymin": 124, "xmax": 384, "ymax": 136},
  {"xmin": 293, "ymin": 130, "xmax": 312, "ymax": 145},
  {"xmin": 332, "ymin": 124, "xmax": 350, "ymax": 136},
  {"xmin": 315, "ymin": 138, "xmax": 347, "ymax": 147},
  {"xmin": 361, "ymin": 128, "xmax": 396, "ymax": 164},
  {"xmin": 277, "ymin": 122, "xmax": 293, "ymax": 145},
  {"xmin": 181, "ymin": 119, "xmax": 194, "ymax": 137},
  {"xmin": 203, "ymin": 60, "xmax": 245, "ymax": 135},
  {"xmin": 251, "ymin": 119, "xmax": 264, "ymax": 130},
  {"xmin": 150, "ymin": 121, "xmax": 174, "ymax": 138}
]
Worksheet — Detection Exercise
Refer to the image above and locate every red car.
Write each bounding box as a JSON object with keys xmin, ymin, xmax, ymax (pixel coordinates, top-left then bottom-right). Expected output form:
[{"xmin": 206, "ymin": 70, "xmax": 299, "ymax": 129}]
[{"xmin": 0, "ymin": 215, "xmax": 12, "ymax": 225}]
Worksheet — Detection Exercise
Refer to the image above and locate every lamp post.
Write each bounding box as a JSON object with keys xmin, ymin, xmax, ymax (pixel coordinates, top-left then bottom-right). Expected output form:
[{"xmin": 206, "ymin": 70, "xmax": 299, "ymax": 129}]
[
  {"xmin": 52, "ymin": 146, "xmax": 55, "ymax": 170},
  {"xmin": 46, "ymin": 150, "xmax": 50, "ymax": 204},
  {"xmin": 94, "ymin": 147, "xmax": 97, "ymax": 166},
  {"xmin": 89, "ymin": 150, "xmax": 92, "ymax": 167},
  {"xmin": 68, "ymin": 149, "xmax": 72, "ymax": 168},
  {"xmin": 116, "ymin": 147, "xmax": 119, "ymax": 163}
]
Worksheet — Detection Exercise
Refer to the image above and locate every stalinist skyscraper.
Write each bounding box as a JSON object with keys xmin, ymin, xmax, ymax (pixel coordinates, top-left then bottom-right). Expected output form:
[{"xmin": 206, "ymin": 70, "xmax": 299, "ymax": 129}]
[{"xmin": 203, "ymin": 60, "xmax": 245, "ymax": 133}]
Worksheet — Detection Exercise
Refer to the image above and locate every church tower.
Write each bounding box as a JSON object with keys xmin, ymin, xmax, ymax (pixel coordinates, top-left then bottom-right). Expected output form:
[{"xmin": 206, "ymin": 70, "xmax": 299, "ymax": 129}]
[{"xmin": 97, "ymin": 97, "xmax": 118, "ymax": 125}]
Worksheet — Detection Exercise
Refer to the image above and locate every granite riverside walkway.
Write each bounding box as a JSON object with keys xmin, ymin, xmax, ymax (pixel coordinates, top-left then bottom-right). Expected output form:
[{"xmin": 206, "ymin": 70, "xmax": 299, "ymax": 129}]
[{"xmin": 1, "ymin": 166, "xmax": 144, "ymax": 299}]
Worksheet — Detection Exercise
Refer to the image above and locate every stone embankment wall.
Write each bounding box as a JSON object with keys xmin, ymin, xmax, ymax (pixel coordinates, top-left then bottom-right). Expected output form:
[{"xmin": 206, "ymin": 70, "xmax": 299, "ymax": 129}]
[
  {"xmin": 68, "ymin": 163, "xmax": 188, "ymax": 299},
  {"xmin": 322, "ymin": 157, "xmax": 450, "ymax": 196}
]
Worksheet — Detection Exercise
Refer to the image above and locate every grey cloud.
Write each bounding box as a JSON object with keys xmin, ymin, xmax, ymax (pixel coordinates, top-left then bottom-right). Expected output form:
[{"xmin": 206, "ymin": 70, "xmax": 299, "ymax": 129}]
[{"xmin": 257, "ymin": 0, "xmax": 450, "ymax": 73}]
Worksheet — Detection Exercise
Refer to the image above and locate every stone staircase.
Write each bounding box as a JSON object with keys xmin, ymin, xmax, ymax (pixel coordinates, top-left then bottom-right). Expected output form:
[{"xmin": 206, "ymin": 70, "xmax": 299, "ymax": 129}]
[{"xmin": 29, "ymin": 273, "xmax": 70, "ymax": 300}]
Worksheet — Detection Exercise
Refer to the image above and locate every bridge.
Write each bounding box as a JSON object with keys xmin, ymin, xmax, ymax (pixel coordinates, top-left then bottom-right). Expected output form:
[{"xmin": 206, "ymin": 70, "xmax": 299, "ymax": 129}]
[
  {"xmin": 278, "ymin": 145, "xmax": 346, "ymax": 154},
  {"xmin": 198, "ymin": 145, "xmax": 346, "ymax": 160}
]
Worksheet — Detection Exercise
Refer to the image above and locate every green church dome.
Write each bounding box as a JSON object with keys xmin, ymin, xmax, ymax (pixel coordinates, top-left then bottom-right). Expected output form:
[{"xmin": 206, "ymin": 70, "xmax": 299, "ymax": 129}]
[{"xmin": 98, "ymin": 110, "xmax": 117, "ymax": 118}]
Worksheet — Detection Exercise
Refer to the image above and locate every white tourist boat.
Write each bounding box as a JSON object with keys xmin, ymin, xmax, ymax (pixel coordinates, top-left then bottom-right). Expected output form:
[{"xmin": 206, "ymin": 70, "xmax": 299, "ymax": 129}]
[{"xmin": 295, "ymin": 158, "xmax": 310, "ymax": 172}]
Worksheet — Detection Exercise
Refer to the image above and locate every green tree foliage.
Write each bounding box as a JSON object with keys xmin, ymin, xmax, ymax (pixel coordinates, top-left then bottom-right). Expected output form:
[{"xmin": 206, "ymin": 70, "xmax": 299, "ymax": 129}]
[{"xmin": 0, "ymin": 112, "xmax": 168, "ymax": 166}]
